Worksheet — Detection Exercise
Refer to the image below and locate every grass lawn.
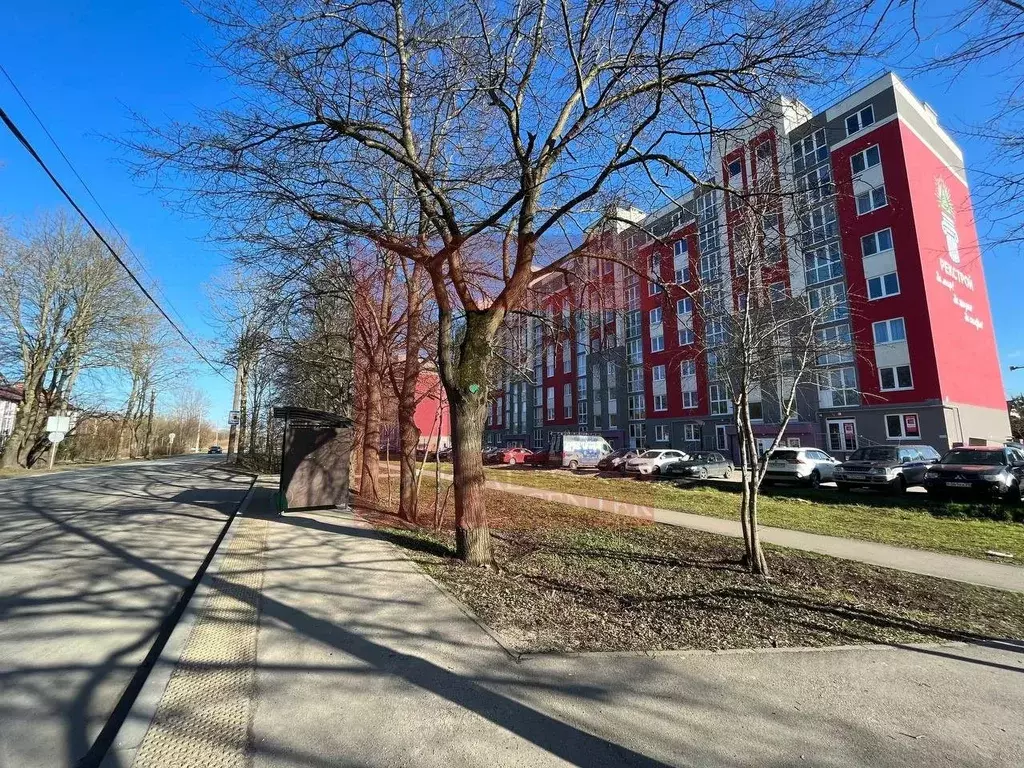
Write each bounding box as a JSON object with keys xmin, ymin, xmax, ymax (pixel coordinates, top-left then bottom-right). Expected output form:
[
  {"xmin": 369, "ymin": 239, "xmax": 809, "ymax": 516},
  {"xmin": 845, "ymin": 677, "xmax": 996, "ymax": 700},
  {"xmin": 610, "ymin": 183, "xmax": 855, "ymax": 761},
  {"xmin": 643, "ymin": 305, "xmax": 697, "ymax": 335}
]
[
  {"xmin": 460, "ymin": 466, "xmax": 1024, "ymax": 562},
  {"xmin": 357, "ymin": 478, "xmax": 1024, "ymax": 653}
]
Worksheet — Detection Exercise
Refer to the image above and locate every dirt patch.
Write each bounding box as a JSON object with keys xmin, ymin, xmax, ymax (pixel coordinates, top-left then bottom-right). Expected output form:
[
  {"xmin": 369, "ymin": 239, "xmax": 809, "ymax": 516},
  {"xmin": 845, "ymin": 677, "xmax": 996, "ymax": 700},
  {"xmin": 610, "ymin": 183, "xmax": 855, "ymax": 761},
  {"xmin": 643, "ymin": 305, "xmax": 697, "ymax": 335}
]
[{"xmin": 355, "ymin": 481, "xmax": 1024, "ymax": 654}]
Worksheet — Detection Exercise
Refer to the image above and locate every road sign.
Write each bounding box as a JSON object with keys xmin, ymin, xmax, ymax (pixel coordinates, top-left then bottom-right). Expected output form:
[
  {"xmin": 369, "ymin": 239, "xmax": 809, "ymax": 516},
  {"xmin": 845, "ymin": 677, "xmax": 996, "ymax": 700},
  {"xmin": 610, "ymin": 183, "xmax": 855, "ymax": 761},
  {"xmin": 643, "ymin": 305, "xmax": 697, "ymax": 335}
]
[
  {"xmin": 228, "ymin": 410, "xmax": 240, "ymax": 426},
  {"xmin": 168, "ymin": 432, "xmax": 177, "ymax": 447},
  {"xmin": 48, "ymin": 431, "xmax": 65, "ymax": 444},
  {"xmin": 46, "ymin": 415, "xmax": 71, "ymax": 433}
]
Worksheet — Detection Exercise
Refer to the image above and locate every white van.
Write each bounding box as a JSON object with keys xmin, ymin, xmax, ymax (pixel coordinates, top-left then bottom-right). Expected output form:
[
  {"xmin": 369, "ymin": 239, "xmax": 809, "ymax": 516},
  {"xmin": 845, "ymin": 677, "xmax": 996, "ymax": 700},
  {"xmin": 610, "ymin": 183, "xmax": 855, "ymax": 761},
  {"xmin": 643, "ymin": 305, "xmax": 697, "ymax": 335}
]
[{"xmin": 547, "ymin": 433, "xmax": 613, "ymax": 470}]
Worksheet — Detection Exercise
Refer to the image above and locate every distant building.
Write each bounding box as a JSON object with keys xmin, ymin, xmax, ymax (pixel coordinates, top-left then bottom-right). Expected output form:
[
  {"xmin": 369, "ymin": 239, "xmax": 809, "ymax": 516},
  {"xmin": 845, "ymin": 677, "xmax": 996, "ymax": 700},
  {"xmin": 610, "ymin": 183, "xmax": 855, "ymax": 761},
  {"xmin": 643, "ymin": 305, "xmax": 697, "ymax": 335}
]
[
  {"xmin": 484, "ymin": 72, "xmax": 1009, "ymax": 459},
  {"xmin": 0, "ymin": 383, "xmax": 23, "ymax": 441}
]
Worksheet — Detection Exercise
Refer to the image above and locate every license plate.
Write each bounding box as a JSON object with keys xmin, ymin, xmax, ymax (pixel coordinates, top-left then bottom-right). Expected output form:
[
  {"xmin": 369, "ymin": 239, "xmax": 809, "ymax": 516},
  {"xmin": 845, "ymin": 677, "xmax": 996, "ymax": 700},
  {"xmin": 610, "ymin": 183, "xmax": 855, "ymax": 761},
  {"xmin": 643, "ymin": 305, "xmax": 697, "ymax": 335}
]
[
  {"xmin": 945, "ymin": 481, "xmax": 972, "ymax": 488},
  {"xmin": 846, "ymin": 473, "xmax": 865, "ymax": 480},
  {"xmin": 769, "ymin": 462, "xmax": 787, "ymax": 469}
]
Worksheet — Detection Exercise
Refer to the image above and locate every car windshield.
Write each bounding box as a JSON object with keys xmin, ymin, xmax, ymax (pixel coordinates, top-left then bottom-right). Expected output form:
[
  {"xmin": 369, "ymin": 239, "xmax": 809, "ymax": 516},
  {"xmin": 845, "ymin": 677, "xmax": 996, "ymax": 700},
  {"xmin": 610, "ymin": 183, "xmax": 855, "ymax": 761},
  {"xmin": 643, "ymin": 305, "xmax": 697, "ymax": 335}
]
[
  {"xmin": 940, "ymin": 449, "xmax": 1004, "ymax": 466},
  {"xmin": 848, "ymin": 448, "xmax": 896, "ymax": 461},
  {"xmin": 768, "ymin": 450, "xmax": 799, "ymax": 460},
  {"xmin": 638, "ymin": 450, "xmax": 664, "ymax": 458}
]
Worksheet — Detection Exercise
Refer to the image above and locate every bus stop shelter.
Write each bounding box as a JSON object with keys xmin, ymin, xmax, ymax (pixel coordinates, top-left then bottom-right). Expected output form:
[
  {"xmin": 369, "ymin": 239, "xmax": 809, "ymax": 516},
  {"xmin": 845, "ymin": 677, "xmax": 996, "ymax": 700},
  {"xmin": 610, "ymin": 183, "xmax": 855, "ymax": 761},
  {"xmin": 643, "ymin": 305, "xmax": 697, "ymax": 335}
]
[{"xmin": 272, "ymin": 406, "xmax": 353, "ymax": 511}]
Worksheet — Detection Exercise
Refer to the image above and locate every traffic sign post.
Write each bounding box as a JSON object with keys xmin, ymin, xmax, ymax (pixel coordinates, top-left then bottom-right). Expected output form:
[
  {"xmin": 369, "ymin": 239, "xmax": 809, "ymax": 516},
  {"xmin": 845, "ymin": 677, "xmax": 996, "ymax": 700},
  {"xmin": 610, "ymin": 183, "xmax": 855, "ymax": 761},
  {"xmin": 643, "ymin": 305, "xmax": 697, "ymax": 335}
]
[
  {"xmin": 47, "ymin": 431, "xmax": 66, "ymax": 470},
  {"xmin": 228, "ymin": 411, "xmax": 240, "ymax": 426}
]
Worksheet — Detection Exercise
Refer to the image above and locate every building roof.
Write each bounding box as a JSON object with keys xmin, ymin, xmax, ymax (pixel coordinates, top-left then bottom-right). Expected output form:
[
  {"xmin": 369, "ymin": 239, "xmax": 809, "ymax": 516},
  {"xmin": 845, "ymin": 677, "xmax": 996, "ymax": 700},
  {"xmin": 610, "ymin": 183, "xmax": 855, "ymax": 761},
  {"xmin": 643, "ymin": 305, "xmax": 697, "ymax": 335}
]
[{"xmin": 0, "ymin": 383, "xmax": 24, "ymax": 403}]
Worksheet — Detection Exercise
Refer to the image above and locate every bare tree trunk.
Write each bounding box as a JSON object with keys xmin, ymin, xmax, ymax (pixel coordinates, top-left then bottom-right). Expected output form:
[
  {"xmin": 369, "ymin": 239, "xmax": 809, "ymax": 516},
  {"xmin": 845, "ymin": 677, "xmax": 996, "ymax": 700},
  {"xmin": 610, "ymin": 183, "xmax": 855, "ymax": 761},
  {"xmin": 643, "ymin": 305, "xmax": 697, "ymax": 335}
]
[
  {"xmin": 397, "ymin": 263, "xmax": 425, "ymax": 521},
  {"xmin": 237, "ymin": 359, "xmax": 250, "ymax": 461},
  {"xmin": 144, "ymin": 390, "xmax": 156, "ymax": 458},
  {"xmin": 359, "ymin": 357, "xmax": 383, "ymax": 499},
  {"xmin": 1, "ymin": 384, "xmax": 38, "ymax": 468},
  {"xmin": 227, "ymin": 363, "xmax": 241, "ymax": 459}
]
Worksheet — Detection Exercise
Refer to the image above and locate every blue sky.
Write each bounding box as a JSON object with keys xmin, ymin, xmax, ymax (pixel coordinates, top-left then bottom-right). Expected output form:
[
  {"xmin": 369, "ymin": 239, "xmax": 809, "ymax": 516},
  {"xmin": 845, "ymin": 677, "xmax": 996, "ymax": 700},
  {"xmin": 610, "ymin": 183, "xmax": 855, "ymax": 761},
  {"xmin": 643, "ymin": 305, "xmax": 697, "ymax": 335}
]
[{"xmin": 1, "ymin": 1, "xmax": 1022, "ymax": 423}]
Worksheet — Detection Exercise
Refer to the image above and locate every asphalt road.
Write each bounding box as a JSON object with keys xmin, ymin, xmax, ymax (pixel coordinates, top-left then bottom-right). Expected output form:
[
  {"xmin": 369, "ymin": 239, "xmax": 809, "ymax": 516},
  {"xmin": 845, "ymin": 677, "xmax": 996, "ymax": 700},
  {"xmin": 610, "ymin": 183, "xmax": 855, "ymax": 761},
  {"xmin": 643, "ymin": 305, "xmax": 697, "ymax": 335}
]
[{"xmin": 0, "ymin": 456, "xmax": 253, "ymax": 768}]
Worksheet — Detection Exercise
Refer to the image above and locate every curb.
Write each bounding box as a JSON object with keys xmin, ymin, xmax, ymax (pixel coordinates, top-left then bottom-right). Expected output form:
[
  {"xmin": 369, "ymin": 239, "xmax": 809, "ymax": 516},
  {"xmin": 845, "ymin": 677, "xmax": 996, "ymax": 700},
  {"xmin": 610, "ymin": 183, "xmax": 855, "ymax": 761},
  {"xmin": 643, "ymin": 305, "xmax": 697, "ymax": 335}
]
[{"xmin": 96, "ymin": 474, "xmax": 261, "ymax": 768}]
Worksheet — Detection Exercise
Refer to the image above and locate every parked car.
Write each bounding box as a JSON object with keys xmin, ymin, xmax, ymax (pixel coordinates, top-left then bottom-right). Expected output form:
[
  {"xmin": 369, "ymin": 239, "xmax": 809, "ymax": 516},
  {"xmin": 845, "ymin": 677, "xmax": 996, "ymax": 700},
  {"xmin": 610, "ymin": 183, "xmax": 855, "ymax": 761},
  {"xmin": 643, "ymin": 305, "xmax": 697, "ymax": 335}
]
[
  {"xmin": 762, "ymin": 447, "xmax": 839, "ymax": 488},
  {"xmin": 833, "ymin": 445, "xmax": 941, "ymax": 492},
  {"xmin": 665, "ymin": 451, "xmax": 733, "ymax": 480},
  {"xmin": 482, "ymin": 447, "xmax": 505, "ymax": 464},
  {"xmin": 207, "ymin": 445, "xmax": 223, "ymax": 454},
  {"xmin": 624, "ymin": 449, "xmax": 689, "ymax": 476},
  {"xmin": 436, "ymin": 447, "xmax": 452, "ymax": 462},
  {"xmin": 597, "ymin": 449, "xmax": 639, "ymax": 473},
  {"xmin": 923, "ymin": 445, "xmax": 1024, "ymax": 502},
  {"xmin": 526, "ymin": 449, "xmax": 550, "ymax": 466},
  {"xmin": 545, "ymin": 433, "xmax": 614, "ymax": 470},
  {"xmin": 497, "ymin": 446, "xmax": 534, "ymax": 465}
]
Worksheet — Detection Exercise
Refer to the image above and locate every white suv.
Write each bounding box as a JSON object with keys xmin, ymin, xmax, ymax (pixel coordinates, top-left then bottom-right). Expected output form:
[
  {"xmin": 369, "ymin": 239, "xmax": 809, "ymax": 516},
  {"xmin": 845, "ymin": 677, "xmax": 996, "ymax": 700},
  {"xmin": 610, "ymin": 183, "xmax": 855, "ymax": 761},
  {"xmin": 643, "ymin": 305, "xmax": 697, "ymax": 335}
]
[
  {"xmin": 624, "ymin": 449, "xmax": 689, "ymax": 476},
  {"xmin": 762, "ymin": 448, "xmax": 839, "ymax": 488}
]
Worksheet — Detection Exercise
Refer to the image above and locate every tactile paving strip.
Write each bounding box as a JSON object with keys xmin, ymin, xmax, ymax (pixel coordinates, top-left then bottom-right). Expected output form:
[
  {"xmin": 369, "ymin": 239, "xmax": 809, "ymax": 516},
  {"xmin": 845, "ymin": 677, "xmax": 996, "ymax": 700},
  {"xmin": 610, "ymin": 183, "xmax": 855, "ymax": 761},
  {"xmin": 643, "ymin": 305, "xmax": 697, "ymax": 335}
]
[{"xmin": 133, "ymin": 515, "xmax": 268, "ymax": 768}]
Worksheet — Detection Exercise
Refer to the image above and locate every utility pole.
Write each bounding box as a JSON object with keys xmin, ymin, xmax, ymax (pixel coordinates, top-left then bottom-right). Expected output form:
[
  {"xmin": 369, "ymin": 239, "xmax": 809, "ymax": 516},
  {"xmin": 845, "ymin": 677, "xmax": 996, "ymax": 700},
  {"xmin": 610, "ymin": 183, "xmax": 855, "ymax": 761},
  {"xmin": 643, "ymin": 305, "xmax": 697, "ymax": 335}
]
[
  {"xmin": 144, "ymin": 390, "xmax": 156, "ymax": 459},
  {"xmin": 227, "ymin": 360, "xmax": 242, "ymax": 460}
]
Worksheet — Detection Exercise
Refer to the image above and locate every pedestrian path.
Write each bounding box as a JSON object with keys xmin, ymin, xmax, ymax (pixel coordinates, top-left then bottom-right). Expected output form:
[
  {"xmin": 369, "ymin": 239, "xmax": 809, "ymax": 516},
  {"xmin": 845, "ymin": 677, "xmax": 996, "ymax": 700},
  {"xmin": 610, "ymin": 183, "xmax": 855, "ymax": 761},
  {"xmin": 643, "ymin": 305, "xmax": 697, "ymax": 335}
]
[
  {"xmin": 117, "ymin": 482, "xmax": 1024, "ymax": 768},
  {"xmin": 443, "ymin": 473, "xmax": 1024, "ymax": 593}
]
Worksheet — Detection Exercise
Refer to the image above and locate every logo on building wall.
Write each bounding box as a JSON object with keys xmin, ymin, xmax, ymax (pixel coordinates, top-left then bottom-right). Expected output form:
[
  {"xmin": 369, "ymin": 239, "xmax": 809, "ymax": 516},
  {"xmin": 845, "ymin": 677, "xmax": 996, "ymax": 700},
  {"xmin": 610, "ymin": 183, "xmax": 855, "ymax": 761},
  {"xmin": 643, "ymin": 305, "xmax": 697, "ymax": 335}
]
[
  {"xmin": 936, "ymin": 178, "xmax": 960, "ymax": 264},
  {"xmin": 933, "ymin": 176, "xmax": 983, "ymax": 331}
]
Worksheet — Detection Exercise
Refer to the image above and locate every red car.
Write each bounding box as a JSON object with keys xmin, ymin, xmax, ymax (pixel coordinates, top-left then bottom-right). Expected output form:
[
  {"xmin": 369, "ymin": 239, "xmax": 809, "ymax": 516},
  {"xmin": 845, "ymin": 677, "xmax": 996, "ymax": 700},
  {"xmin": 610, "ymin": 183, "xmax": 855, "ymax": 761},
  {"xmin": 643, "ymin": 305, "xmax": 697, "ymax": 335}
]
[{"xmin": 497, "ymin": 447, "xmax": 534, "ymax": 465}]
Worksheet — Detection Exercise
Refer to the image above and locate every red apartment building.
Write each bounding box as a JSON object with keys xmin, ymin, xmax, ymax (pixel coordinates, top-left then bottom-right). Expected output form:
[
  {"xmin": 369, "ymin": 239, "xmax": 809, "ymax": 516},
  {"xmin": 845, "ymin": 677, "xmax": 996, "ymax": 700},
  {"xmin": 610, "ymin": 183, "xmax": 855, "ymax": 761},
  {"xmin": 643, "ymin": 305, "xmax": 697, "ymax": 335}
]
[{"xmin": 484, "ymin": 73, "xmax": 1010, "ymax": 459}]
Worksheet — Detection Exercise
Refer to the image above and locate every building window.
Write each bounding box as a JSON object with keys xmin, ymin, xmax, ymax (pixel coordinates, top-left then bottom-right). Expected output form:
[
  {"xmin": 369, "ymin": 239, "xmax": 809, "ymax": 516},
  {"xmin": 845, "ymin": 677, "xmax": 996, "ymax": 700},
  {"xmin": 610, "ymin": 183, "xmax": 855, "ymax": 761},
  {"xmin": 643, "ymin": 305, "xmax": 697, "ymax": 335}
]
[
  {"xmin": 649, "ymin": 280, "xmax": 662, "ymax": 296},
  {"xmin": 627, "ymin": 395, "xmax": 646, "ymax": 421},
  {"xmin": 625, "ymin": 283, "xmax": 640, "ymax": 308},
  {"xmin": 627, "ymin": 337, "xmax": 642, "ymax": 364},
  {"xmin": 683, "ymin": 423, "xmax": 700, "ymax": 442},
  {"xmin": 873, "ymin": 318, "xmax": 907, "ymax": 345},
  {"xmin": 805, "ymin": 242, "xmax": 843, "ymax": 285},
  {"xmin": 800, "ymin": 202, "xmax": 837, "ymax": 248},
  {"xmin": 673, "ymin": 240, "xmax": 690, "ymax": 282},
  {"xmin": 652, "ymin": 364, "xmax": 666, "ymax": 382},
  {"xmin": 792, "ymin": 128, "xmax": 828, "ymax": 173},
  {"xmin": 562, "ymin": 341, "xmax": 572, "ymax": 373},
  {"xmin": 709, "ymin": 383, "xmax": 731, "ymax": 415},
  {"xmin": 676, "ymin": 297, "xmax": 692, "ymax": 317},
  {"xmin": 546, "ymin": 387, "xmax": 555, "ymax": 421},
  {"xmin": 856, "ymin": 184, "xmax": 887, "ymax": 215},
  {"xmin": 625, "ymin": 309, "xmax": 641, "ymax": 338},
  {"xmin": 699, "ymin": 252, "xmax": 722, "ymax": 284},
  {"xmin": 727, "ymin": 158, "xmax": 743, "ymax": 180},
  {"xmin": 627, "ymin": 367, "xmax": 644, "ymax": 394},
  {"xmin": 627, "ymin": 422, "xmax": 646, "ymax": 449},
  {"xmin": 563, "ymin": 383, "xmax": 573, "ymax": 418},
  {"xmin": 698, "ymin": 220, "xmax": 720, "ymax": 254},
  {"xmin": 532, "ymin": 428, "xmax": 544, "ymax": 448},
  {"xmin": 861, "ymin": 228, "xmax": 893, "ymax": 257},
  {"xmin": 654, "ymin": 424, "xmax": 670, "ymax": 443},
  {"xmin": 797, "ymin": 165, "xmax": 833, "ymax": 205},
  {"xmin": 851, "ymin": 145, "xmax": 881, "ymax": 175},
  {"xmin": 650, "ymin": 307, "xmax": 662, "ymax": 326},
  {"xmin": 821, "ymin": 366, "xmax": 858, "ymax": 407},
  {"xmin": 748, "ymin": 385, "xmax": 763, "ymax": 421},
  {"xmin": 879, "ymin": 364, "xmax": 913, "ymax": 391},
  {"xmin": 845, "ymin": 105, "xmax": 875, "ymax": 136},
  {"xmin": 816, "ymin": 324, "xmax": 854, "ymax": 365},
  {"xmin": 607, "ymin": 361, "xmax": 617, "ymax": 387},
  {"xmin": 651, "ymin": 328, "xmax": 665, "ymax": 353},
  {"xmin": 770, "ymin": 281, "xmax": 788, "ymax": 302},
  {"xmin": 706, "ymin": 319, "xmax": 726, "ymax": 347},
  {"xmin": 578, "ymin": 399, "xmax": 588, "ymax": 424},
  {"xmin": 808, "ymin": 282, "xmax": 848, "ymax": 322},
  {"xmin": 885, "ymin": 413, "xmax": 921, "ymax": 440},
  {"xmin": 867, "ymin": 271, "xmax": 900, "ymax": 300},
  {"xmin": 826, "ymin": 418, "xmax": 858, "ymax": 452},
  {"xmin": 546, "ymin": 346, "xmax": 555, "ymax": 377},
  {"xmin": 653, "ymin": 394, "xmax": 668, "ymax": 412}
]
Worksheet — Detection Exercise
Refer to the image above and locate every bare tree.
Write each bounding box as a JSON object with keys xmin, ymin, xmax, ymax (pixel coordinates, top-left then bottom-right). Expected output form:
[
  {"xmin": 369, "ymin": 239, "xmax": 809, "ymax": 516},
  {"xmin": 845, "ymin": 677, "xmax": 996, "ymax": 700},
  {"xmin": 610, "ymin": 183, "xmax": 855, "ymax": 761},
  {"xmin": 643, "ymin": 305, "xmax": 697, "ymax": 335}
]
[
  {"xmin": 0, "ymin": 212, "xmax": 135, "ymax": 468},
  {"xmin": 138, "ymin": 0, "xmax": 888, "ymax": 564}
]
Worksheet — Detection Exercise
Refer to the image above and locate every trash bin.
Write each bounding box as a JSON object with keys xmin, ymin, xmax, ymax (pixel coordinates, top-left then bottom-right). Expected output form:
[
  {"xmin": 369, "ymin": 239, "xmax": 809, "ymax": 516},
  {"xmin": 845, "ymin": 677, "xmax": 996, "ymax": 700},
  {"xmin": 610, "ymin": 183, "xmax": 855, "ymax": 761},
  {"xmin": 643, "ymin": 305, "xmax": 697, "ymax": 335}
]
[{"xmin": 272, "ymin": 407, "xmax": 353, "ymax": 511}]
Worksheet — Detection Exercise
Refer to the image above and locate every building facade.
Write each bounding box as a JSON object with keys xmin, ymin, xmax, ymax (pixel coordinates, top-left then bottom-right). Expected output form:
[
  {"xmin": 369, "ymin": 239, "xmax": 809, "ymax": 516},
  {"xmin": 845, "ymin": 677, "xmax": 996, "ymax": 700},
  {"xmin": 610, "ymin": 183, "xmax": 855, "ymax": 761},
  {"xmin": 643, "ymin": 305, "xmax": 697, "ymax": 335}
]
[{"xmin": 485, "ymin": 73, "xmax": 1010, "ymax": 460}]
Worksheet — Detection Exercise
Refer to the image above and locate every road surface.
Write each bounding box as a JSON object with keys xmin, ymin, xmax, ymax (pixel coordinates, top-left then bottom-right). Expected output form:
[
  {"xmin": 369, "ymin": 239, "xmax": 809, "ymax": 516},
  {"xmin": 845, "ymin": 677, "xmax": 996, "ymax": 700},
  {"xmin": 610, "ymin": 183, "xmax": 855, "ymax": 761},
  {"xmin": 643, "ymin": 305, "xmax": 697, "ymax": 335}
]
[{"xmin": 0, "ymin": 456, "xmax": 252, "ymax": 768}]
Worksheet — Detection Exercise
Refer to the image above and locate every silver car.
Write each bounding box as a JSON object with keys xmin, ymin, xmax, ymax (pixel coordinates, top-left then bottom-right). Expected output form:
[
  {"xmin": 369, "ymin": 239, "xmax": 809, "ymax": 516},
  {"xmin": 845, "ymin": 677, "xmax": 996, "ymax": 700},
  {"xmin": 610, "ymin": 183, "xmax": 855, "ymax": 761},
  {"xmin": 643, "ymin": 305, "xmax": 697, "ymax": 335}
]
[{"xmin": 762, "ymin": 448, "xmax": 839, "ymax": 488}]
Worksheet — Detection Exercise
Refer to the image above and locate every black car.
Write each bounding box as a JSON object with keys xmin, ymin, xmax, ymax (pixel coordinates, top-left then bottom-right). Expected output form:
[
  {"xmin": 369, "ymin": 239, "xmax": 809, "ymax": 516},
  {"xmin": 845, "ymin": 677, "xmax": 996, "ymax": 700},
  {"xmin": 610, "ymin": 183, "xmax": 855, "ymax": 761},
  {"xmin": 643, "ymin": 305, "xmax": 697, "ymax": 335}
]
[
  {"xmin": 924, "ymin": 446, "xmax": 1024, "ymax": 502},
  {"xmin": 597, "ymin": 449, "xmax": 638, "ymax": 473},
  {"xmin": 207, "ymin": 445, "xmax": 223, "ymax": 454},
  {"xmin": 666, "ymin": 451, "xmax": 733, "ymax": 480},
  {"xmin": 834, "ymin": 445, "xmax": 941, "ymax": 492}
]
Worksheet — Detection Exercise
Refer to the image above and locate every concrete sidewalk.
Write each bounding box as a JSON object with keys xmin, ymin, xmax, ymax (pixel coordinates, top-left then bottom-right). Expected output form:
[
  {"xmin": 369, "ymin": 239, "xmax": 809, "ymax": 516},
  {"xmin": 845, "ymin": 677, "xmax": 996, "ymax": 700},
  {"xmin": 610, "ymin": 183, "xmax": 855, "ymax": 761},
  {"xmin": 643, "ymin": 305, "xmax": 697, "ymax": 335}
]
[
  {"xmin": 447, "ymin": 473, "xmax": 1024, "ymax": 594},
  {"xmin": 119, "ymin": 482, "xmax": 1024, "ymax": 768}
]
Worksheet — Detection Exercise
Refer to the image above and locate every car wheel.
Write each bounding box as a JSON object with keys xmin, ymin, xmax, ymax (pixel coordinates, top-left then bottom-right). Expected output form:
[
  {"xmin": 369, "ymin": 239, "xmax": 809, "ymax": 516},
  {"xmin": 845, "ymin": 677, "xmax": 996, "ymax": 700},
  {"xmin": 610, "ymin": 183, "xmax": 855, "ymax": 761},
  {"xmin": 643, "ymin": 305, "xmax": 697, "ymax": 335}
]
[
  {"xmin": 807, "ymin": 470, "xmax": 821, "ymax": 489},
  {"xmin": 508, "ymin": 457, "xmax": 517, "ymax": 466},
  {"xmin": 568, "ymin": 460, "xmax": 579, "ymax": 471},
  {"xmin": 722, "ymin": 466, "xmax": 732, "ymax": 480},
  {"xmin": 698, "ymin": 466, "xmax": 708, "ymax": 480},
  {"xmin": 651, "ymin": 466, "xmax": 661, "ymax": 476},
  {"xmin": 1002, "ymin": 482, "xmax": 1022, "ymax": 504},
  {"xmin": 890, "ymin": 475, "xmax": 907, "ymax": 495}
]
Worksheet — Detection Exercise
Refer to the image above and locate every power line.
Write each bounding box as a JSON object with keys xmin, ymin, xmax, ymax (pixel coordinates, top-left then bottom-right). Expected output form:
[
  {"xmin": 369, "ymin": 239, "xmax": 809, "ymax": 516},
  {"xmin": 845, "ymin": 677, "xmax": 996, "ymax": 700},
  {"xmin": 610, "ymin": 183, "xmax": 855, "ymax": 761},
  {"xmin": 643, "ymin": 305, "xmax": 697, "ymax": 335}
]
[
  {"xmin": 0, "ymin": 103, "xmax": 230, "ymax": 382},
  {"xmin": 0, "ymin": 63, "xmax": 201, "ymax": 338}
]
